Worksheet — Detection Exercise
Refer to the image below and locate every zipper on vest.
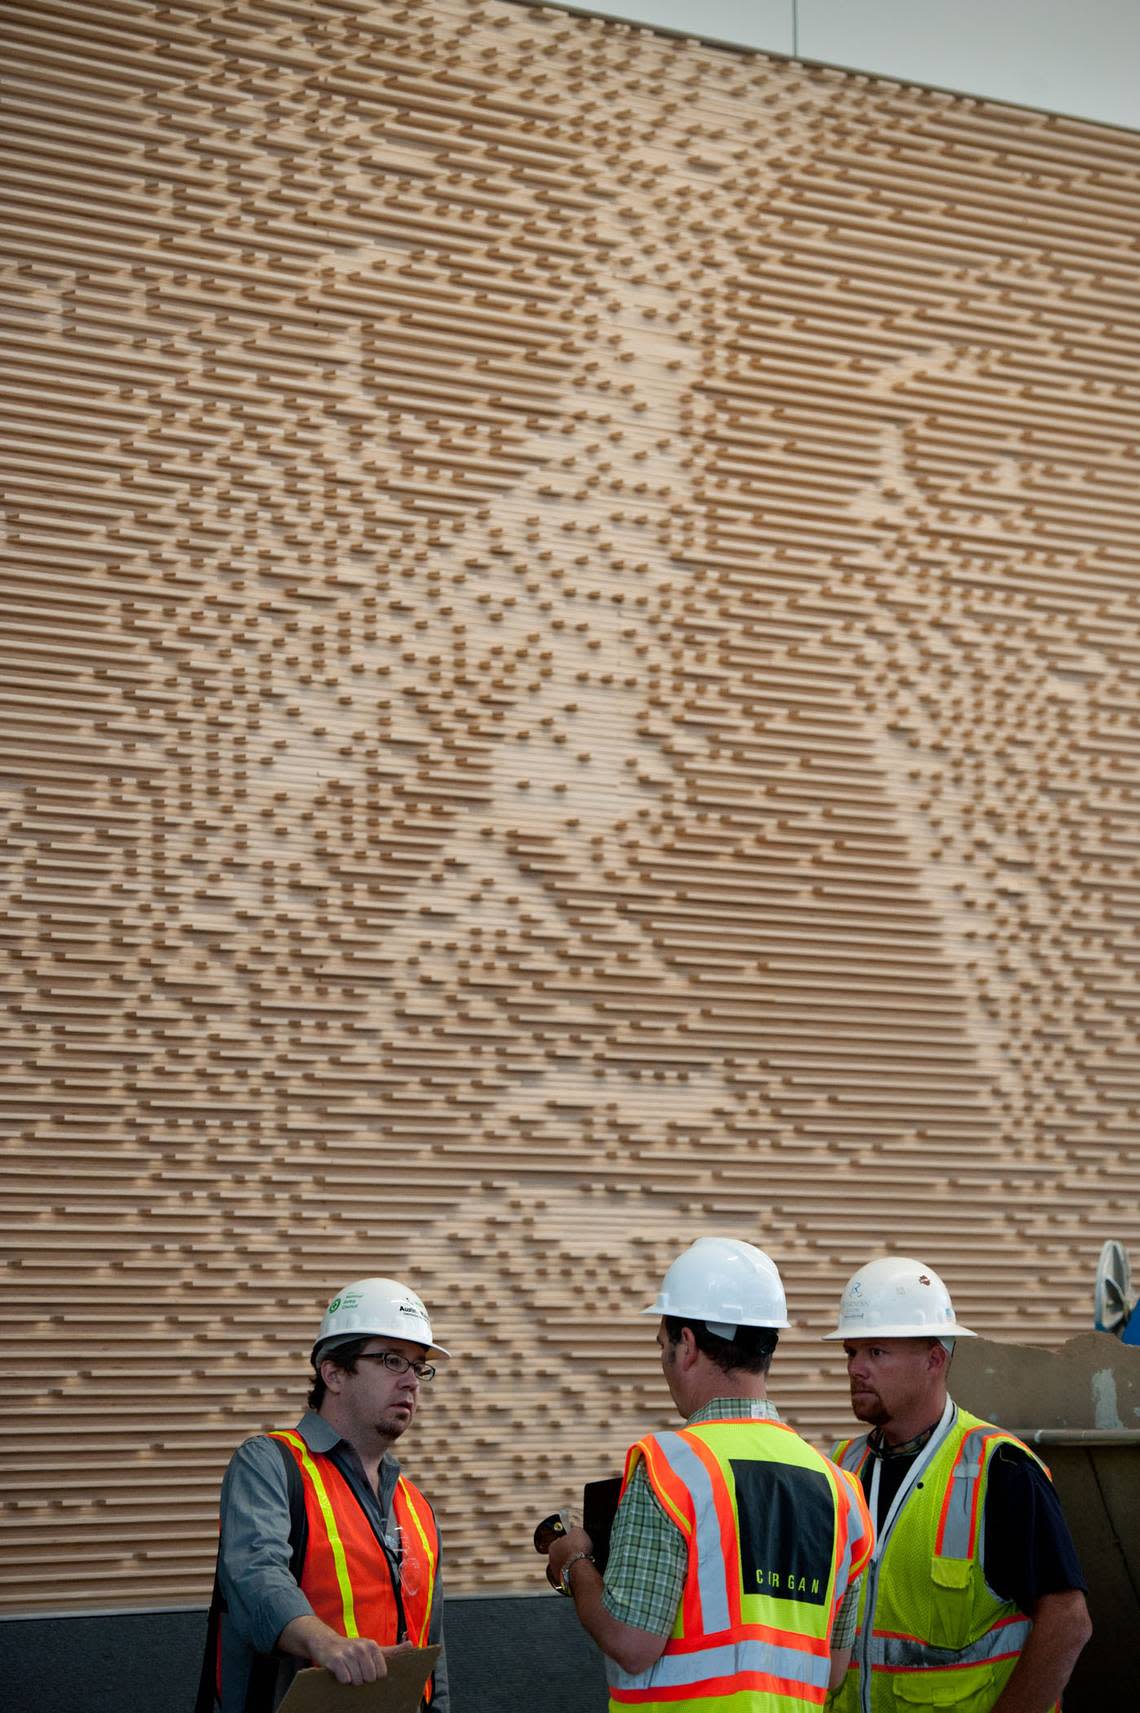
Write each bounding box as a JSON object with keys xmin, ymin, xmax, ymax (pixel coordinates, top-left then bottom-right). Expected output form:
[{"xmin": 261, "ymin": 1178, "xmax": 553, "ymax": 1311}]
[
  {"xmin": 858, "ymin": 1558, "xmax": 877, "ymax": 1713},
  {"xmin": 390, "ymin": 1548, "xmax": 408, "ymax": 1640},
  {"xmin": 375, "ymin": 1517, "xmax": 408, "ymax": 1640}
]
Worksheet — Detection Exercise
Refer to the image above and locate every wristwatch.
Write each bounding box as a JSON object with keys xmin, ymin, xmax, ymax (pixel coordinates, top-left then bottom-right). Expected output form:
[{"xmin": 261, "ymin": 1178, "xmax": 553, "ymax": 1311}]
[{"xmin": 559, "ymin": 1550, "xmax": 595, "ymax": 1596}]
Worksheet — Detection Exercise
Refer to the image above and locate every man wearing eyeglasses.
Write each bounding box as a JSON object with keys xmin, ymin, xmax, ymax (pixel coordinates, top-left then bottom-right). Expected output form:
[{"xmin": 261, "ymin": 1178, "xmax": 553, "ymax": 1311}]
[{"xmin": 199, "ymin": 1278, "xmax": 449, "ymax": 1713}]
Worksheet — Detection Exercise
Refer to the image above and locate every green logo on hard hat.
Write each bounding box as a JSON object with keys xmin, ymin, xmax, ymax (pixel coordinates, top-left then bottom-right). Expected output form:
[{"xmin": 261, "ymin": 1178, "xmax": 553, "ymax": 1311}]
[{"xmin": 328, "ymin": 1297, "xmax": 342, "ymax": 1312}]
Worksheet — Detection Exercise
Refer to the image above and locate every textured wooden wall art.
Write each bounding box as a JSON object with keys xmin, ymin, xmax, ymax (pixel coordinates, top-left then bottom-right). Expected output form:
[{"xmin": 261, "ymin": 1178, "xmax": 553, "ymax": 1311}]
[{"xmin": 2, "ymin": 0, "xmax": 1140, "ymax": 1614}]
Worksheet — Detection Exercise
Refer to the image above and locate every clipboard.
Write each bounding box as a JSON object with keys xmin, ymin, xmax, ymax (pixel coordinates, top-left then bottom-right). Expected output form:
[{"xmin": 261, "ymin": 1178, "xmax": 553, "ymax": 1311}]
[{"xmin": 277, "ymin": 1645, "xmax": 441, "ymax": 1713}]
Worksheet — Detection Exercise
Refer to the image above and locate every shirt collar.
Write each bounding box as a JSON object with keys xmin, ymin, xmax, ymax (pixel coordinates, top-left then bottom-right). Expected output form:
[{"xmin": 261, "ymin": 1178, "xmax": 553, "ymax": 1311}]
[
  {"xmin": 295, "ymin": 1408, "xmax": 400, "ymax": 1475},
  {"xmin": 866, "ymin": 1415, "xmax": 942, "ymax": 1460},
  {"xmin": 687, "ymin": 1396, "xmax": 780, "ymax": 1426},
  {"xmin": 297, "ymin": 1408, "xmax": 341, "ymax": 1453}
]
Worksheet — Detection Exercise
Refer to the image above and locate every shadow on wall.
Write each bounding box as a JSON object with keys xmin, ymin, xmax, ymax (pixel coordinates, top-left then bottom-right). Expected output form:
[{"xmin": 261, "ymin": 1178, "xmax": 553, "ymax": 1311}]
[{"xmin": 1, "ymin": 1595, "xmax": 607, "ymax": 1713}]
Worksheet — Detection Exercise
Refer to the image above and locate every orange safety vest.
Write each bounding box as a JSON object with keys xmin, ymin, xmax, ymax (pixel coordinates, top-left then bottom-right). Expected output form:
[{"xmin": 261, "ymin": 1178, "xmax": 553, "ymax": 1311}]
[
  {"xmin": 608, "ymin": 1417, "xmax": 874, "ymax": 1713},
  {"xmin": 271, "ymin": 1431, "xmax": 438, "ymax": 1686}
]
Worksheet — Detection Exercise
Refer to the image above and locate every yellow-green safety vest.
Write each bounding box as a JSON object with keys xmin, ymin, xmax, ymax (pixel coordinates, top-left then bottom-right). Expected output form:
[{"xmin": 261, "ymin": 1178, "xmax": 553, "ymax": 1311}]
[
  {"xmin": 829, "ymin": 1406, "xmax": 1052, "ymax": 1713},
  {"xmin": 609, "ymin": 1415, "xmax": 874, "ymax": 1713}
]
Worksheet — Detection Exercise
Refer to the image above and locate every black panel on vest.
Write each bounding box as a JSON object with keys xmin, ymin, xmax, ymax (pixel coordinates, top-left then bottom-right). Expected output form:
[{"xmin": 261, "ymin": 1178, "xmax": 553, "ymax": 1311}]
[{"xmin": 730, "ymin": 1460, "xmax": 833, "ymax": 1607}]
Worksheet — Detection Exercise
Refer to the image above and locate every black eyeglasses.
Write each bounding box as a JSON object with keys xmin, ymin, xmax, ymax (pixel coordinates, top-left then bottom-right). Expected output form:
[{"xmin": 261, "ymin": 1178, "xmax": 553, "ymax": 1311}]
[{"xmin": 356, "ymin": 1351, "xmax": 436, "ymax": 1382}]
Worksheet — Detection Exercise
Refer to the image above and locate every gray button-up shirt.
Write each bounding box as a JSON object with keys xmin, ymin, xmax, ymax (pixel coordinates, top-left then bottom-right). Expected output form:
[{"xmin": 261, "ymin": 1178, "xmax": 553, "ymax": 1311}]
[{"xmin": 215, "ymin": 1409, "xmax": 448, "ymax": 1712}]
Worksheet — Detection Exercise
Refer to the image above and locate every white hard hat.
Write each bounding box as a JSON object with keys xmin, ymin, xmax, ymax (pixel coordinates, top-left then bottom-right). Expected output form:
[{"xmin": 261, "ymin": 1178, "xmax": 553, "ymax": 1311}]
[
  {"xmin": 821, "ymin": 1257, "xmax": 976, "ymax": 1341},
  {"xmin": 643, "ymin": 1237, "xmax": 789, "ymax": 1335},
  {"xmin": 312, "ymin": 1277, "xmax": 450, "ymax": 1364}
]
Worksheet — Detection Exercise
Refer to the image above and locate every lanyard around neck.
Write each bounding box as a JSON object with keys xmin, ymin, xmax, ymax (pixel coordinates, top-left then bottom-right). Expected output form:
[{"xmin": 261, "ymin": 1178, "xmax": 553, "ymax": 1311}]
[{"xmin": 868, "ymin": 1395, "xmax": 955, "ymax": 1561}]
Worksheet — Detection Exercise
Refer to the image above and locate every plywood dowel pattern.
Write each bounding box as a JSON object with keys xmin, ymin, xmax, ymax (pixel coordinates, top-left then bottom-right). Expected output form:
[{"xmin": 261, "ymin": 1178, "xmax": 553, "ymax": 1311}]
[{"xmin": 2, "ymin": 0, "xmax": 1139, "ymax": 1613}]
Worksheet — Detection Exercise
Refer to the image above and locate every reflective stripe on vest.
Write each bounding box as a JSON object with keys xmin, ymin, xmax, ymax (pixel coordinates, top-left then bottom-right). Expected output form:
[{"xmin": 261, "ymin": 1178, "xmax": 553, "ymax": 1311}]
[
  {"xmin": 398, "ymin": 1479, "xmax": 437, "ymax": 1647},
  {"xmin": 617, "ymin": 1638, "xmax": 832, "ymax": 1696},
  {"xmin": 831, "ymin": 1464, "xmax": 872, "ymax": 1622},
  {"xmin": 871, "ymin": 1614, "xmax": 1032, "ymax": 1672},
  {"xmin": 610, "ymin": 1418, "xmax": 872, "ymax": 1711},
  {"xmin": 935, "ymin": 1425, "xmax": 1049, "ymax": 1563},
  {"xmin": 270, "ymin": 1432, "xmax": 437, "ymax": 1665},
  {"xmin": 274, "ymin": 1430, "xmax": 360, "ymax": 1636},
  {"xmin": 648, "ymin": 1429, "xmax": 733, "ymax": 1633},
  {"xmin": 834, "ymin": 1439, "xmax": 870, "ymax": 1482}
]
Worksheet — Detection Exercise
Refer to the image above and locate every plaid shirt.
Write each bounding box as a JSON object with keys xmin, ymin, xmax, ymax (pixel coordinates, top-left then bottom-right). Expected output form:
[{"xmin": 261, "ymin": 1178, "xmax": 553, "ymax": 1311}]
[{"xmin": 601, "ymin": 1397, "xmax": 861, "ymax": 1649}]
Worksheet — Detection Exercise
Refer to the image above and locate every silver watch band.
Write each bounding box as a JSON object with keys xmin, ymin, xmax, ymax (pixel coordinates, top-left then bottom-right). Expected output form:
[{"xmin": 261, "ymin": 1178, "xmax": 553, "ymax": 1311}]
[{"xmin": 559, "ymin": 1550, "xmax": 594, "ymax": 1596}]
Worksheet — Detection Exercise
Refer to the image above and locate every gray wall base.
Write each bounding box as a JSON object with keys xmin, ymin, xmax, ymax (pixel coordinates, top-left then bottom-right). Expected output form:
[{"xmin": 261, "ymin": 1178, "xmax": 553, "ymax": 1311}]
[{"xmin": 1, "ymin": 1596, "xmax": 608, "ymax": 1713}]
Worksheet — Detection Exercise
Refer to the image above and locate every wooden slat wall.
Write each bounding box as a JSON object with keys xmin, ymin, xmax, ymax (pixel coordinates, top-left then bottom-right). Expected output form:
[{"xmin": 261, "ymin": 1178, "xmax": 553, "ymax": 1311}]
[{"xmin": 2, "ymin": 0, "xmax": 1139, "ymax": 1614}]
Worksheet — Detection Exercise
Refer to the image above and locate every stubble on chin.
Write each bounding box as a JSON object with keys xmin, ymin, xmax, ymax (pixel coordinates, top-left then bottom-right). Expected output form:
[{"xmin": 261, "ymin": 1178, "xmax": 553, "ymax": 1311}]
[
  {"xmin": 851, "ymin": 1395, "xmax": 886, "ymax": 1426},
  {"xmin": 378, "ymin": 1408, "xmax": 413, "ymax": 1440}
]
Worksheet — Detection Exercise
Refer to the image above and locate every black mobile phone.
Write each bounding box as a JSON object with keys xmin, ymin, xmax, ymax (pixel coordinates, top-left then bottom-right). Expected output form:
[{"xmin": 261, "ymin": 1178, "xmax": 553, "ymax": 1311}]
[{"xmin": 582, "ymin": 1476, "xmax": 623, "ymax": 1575}]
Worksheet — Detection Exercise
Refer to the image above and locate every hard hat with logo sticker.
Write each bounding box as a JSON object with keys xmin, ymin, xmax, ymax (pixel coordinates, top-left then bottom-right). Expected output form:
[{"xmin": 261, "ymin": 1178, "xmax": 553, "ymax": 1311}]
[
  {"xmin": 312, "ymin": 1277, "xmax": 450, "ymax": 1364},
  {"xmin": 643, "ymin": 1236, "xmax": 789, "ymax": 1335},
  {"xmin": 821, "ymin": 1256, "xmax": 976, "ymax": 1341}
]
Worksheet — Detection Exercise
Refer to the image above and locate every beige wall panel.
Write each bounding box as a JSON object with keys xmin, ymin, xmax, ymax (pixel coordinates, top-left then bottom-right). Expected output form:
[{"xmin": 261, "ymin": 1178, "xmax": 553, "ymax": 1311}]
[{"xmin": 2, "ymin": 0, "xmax": 1139, "ymax": 1613}]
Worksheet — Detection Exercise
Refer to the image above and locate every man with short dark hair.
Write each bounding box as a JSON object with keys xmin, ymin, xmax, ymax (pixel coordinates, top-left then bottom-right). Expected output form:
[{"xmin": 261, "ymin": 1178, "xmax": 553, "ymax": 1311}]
[
  {"xmin": 200, "ymin": 1278, "xmax": 449, "ymax": 1713},
  {"xmin": 824, "ymin": 1256, "xmax": 1090, "ymax": 1713},
  {"xmin": 545, "ymin": 1237, "xmax": 874, "ymax": 1710}
]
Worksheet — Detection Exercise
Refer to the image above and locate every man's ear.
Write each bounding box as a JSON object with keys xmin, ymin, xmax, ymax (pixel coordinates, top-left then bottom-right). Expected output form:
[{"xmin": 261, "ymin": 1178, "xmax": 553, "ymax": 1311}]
[
  {"xmin": 677, "ymin": 1325, "xmax": 701, "ymax": 1371},
  {"xmin": 927, "ymin": 1340, "xmax": 950, "ymax": 1378},
  {"xmin": 320, "ymin": 1355, "xmax": 347, "ymax": 1394}
]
